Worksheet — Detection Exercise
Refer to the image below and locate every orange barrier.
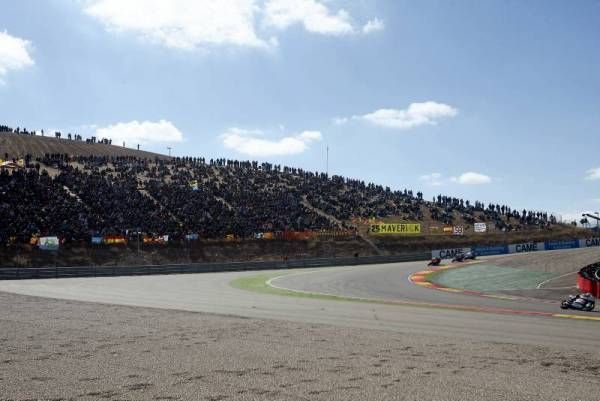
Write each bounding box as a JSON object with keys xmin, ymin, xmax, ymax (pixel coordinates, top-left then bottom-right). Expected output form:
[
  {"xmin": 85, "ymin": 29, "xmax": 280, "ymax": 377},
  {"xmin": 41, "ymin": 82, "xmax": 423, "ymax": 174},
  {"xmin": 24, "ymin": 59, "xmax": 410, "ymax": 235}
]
[{"xmin": 577, "ymin": 273, "xmax": 600, "ymax": 297}]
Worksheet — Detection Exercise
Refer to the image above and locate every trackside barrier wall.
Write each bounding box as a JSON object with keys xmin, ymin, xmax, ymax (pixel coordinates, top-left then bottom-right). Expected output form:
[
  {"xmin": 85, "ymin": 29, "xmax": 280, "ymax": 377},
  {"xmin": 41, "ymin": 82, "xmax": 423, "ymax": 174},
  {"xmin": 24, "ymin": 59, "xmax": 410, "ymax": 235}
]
[
  {"xmin": 472, "ymin": 245, "xmax": 508, "ymax": 257},
  {"xmin": 507, "ymin": 242, "xmax": 545, "ymax": 253},
  {"xmin": 433, "ymin": 237, "xmax": 600, "ymax": 259},
  {"xmin": 545, "ymin": 239, "xmax": 580, "ymax": 251},
  {"xmin": 431, "ymin": 248, "xmax": 471, "ymax": 259},
  {"xmin": 580, "ymin": 238, "xmax": 600, "ymax": 248},
  {"xmin": 0, "ymin": 253, "xmax": 431, "ymax": 280}
]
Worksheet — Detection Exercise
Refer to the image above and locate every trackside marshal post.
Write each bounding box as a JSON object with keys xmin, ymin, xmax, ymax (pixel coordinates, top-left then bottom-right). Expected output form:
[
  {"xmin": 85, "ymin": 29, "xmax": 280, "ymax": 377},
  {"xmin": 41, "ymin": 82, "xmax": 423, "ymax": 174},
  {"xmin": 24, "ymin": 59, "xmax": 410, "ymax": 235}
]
[{"xmin": 369, "ymin": 223, "xmax": 421, "ymax": 235}]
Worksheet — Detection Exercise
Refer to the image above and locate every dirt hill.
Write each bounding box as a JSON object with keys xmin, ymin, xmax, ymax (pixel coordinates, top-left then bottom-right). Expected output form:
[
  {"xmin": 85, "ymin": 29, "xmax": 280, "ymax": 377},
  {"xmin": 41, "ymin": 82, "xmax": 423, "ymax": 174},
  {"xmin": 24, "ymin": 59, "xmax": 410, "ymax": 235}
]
[{"xmin": 0, "ymin": 131, "xmax": 170, "ymax": 160}]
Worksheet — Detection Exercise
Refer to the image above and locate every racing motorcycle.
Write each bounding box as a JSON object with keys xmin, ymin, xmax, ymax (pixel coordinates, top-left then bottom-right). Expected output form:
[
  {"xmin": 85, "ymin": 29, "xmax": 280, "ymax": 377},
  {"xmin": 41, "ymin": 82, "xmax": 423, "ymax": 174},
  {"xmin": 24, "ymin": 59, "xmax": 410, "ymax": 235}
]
[
  {"xmin": 428, "ymin": 257, "xmax": 442, "ymax": 266},
  {"xmin": 452, "ymin": 251, "xmax": 476, "ymax": 263},
  {"xmin": 560, "ymin": 294, "xmax": 595, "ymax": 312}
]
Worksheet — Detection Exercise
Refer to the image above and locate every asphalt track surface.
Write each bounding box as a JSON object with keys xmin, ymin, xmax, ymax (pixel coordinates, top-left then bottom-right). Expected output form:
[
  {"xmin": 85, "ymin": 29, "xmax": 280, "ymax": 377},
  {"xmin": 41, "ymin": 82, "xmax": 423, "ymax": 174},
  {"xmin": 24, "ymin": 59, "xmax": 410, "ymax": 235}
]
[
  {"xmin": 1, "ymin": 259, "xmax": 600, "ymax": 351},
  {"xmin": 270, "ymin": 260, "xmax": 585, "ymax": 315}
]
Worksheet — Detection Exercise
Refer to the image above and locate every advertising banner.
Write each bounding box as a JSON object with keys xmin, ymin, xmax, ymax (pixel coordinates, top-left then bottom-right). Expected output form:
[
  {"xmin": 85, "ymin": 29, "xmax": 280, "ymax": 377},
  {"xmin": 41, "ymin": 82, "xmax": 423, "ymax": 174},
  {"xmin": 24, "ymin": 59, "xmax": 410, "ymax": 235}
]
[
  {"xmin": 185, "ymin": 233, "xmax": 199, "ymax": 241},
  {"xmin": 508, "ymin": 242, "xmax": 545, "ymax": 254},
  {"xmin": 472, "ymin": 245, "xmax": 508, "ymax": 256},
  {"xmin": 144, "ymin": 235, "xmax": 169, "ymax": 244},
  {"xmin": 431, "ymin": 247, "xmax": 472, "ymax": 259},
  {"xmin": 369, "ymin": 223, "xmax": 421, "ymax": 235},
  {"xmin": 545, "ymin": 239, "xmax": 580, "ymax": 251},
  {"xmin": 453, "ymin": 226, "xmax": 464, "ymax": 236},
  {"xmin": 38, "ymin": 236, "xmax": 59, "ymax": 251},
  {"xmin": 103, "ymin": 236, "xmax": 127, "ymax": 245},
  {"xmin": 282, "ymin": 231, "xmax": 314, "ymax": 240},
  {"xmin": 443, "ymin": 226, "xmax": 454, "ymax": 234},
  {"xmin": 580, "ymin": 238, "xmax": 600, "ymax": 248},
  {"xmin": 315, "ymin": 229, "xmax": 356, "ymax": 238},
  {"xmin": 91, "ymin": 236, "xmax": 103, "ymax": 245},
  {"xmin": 474, "ymin": 223, "xmax": 487, "ymax": 233}
]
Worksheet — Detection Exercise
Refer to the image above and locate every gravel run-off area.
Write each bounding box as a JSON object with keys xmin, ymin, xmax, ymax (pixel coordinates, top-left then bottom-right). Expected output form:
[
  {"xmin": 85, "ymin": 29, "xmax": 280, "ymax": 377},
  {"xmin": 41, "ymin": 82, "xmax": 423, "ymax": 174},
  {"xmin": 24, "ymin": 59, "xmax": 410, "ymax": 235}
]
[{"xmin": 2, "ymin": 291, "xmax": 600, "ymax": 401}]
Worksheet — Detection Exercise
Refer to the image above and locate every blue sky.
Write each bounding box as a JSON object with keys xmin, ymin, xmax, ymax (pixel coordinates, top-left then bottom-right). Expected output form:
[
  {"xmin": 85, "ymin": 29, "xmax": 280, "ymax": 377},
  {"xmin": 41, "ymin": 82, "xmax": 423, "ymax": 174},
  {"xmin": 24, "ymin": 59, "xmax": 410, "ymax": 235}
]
[{"xmin": 1, "ymin": 0, "xmax": 599, "ymax": 222}]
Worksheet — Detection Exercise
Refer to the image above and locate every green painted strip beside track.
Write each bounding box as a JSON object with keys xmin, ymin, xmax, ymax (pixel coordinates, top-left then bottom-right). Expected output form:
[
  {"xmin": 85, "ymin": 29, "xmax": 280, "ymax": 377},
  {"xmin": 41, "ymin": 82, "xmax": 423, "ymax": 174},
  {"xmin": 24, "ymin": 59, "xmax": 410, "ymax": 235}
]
[
  {"xmin": 230, "ymin": 271, "xmax": 369, "ymax": 302},
  {"xmin": 430, "ymin": 264, "xmax": 557, "ymax": 292}
]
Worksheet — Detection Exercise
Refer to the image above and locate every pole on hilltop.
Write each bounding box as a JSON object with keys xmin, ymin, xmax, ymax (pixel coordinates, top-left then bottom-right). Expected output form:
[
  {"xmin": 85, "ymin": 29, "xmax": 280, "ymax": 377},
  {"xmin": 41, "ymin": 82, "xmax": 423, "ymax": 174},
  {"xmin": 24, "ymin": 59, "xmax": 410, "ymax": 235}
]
[{"xmin": 326, "ymin": 145, "xmax": 329, "ymax": 177}]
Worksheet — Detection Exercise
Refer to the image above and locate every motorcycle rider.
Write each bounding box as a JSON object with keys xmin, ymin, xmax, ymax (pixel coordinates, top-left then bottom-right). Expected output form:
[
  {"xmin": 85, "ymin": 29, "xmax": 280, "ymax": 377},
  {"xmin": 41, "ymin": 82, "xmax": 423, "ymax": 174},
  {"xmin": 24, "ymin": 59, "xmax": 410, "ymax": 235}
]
[{"xmin": 574, "ymin": 293, "xmax": 595, "ymax": 308}]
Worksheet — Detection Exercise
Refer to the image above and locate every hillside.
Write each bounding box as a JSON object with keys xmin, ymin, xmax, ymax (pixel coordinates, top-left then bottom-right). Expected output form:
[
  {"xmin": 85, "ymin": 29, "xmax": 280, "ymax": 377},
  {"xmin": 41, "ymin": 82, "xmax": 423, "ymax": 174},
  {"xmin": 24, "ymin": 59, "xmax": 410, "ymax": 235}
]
[
  {"xmin": 0, "ymin": 131, "xmax": 171, "ymax": 160},
  {"xmin": 1, "ymin": 128, "xmax": 587, "ymax": 250}
]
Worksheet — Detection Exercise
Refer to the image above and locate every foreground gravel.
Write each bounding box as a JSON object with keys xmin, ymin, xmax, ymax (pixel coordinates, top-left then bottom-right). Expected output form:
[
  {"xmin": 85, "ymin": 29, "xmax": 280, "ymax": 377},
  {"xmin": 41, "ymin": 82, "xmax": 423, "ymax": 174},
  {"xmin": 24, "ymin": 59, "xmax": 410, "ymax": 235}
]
[{"xmin": 1, "ymin": 291, "xmax": 600, "ymax": 401}]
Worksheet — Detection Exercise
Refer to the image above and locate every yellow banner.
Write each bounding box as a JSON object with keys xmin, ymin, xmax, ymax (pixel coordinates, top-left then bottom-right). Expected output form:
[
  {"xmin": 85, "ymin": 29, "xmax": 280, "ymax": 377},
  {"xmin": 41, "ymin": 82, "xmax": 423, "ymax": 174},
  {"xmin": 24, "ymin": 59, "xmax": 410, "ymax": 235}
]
[{"xmin": 369, "ymin": 223, "xmax": 421, "ymax": 235}]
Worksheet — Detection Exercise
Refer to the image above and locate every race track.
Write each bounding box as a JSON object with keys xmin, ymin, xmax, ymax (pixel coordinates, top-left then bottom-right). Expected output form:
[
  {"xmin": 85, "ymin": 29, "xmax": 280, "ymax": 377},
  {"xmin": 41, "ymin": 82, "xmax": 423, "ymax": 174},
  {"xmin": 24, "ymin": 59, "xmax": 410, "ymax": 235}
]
[
  {"xmin": 1, "ymin": 257, "xmax": 599, "ymax": 350},
  {"xmin": 270, "ymin": 260, "xmax": 568, "ymax": 313}
]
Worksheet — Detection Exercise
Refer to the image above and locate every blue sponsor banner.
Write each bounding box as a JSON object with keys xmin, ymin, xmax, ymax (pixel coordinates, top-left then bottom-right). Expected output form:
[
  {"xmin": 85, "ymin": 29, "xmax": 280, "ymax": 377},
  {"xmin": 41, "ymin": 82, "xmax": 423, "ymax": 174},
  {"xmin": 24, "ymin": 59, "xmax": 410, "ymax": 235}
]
[
  {"xmin": 472, "ymin": 245, "xmax": 508, "ymax": 256},
  {"xmin": 185, "ymin": 233, "xmax": 199, "ymax": 241},
  {"xmin": 545, "ymin": 239, "xmax": 580, "ymax": 251},
  {"xmin": 91, "ymin": 236, "xmax": 103, "ymax": 245}
]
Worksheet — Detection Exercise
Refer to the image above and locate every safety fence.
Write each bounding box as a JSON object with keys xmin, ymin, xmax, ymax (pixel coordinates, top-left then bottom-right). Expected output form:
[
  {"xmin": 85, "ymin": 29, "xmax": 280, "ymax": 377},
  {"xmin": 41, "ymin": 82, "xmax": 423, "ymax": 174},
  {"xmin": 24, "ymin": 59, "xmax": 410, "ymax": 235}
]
[
  {"xmin": 432, "ymin": 237, "xmax": 600, "ymax": 259},
  {"xmin": 0, "ymin": 252, "xmax": 430, "ymax": 280}
]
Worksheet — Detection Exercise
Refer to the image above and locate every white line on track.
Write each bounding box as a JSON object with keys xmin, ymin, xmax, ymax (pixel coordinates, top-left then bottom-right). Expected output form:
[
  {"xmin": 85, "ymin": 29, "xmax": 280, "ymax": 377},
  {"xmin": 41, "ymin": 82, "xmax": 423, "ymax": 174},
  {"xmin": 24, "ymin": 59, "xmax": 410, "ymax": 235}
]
[{"xmin": 536, "ymin": 271, "xmax": 578, "ymax": 289}]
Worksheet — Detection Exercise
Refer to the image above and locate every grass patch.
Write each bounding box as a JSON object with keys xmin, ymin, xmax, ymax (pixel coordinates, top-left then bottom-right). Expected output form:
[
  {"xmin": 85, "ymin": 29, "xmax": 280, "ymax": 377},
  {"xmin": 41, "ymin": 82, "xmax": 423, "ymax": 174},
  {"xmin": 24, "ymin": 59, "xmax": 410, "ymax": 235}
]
[{"xmin": 230, "ymin": 272, "xmax": 299, "ymax": 296}]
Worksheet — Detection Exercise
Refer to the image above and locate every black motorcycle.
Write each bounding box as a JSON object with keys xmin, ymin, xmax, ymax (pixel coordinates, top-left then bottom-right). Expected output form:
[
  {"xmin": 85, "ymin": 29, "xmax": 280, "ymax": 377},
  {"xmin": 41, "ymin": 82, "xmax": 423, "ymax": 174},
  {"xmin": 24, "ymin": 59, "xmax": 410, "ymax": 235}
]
[{"xmin": 560, "ymin": 295, "xmax": 595, "ymax": 312}]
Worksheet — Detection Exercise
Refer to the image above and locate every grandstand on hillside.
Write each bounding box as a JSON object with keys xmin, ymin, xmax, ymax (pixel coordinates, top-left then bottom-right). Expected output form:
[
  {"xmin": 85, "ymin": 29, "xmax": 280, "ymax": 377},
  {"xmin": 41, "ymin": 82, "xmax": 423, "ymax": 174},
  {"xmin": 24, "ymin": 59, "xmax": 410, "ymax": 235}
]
[{"xmin": 0, "ymin": 128, "xmax": 565, "ymax": 248}]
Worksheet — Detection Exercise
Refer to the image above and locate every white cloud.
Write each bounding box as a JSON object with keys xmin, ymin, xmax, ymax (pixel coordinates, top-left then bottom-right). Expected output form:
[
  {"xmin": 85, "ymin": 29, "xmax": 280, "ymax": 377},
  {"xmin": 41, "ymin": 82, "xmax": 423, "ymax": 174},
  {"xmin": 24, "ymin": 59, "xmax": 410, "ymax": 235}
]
[
  {"xmin": 332, "ymin": 116, "xmax": 348, "ymax": 125},
  {"xmin": 585, "ymin": 167, "xmax": 600, "ymax": 180},
  {"xmin": 419, "ymin": 172, "xmax": 443, "ymax": 186},
  {"xmin": 451, "ymin": 172, "xmax": 492, "ymax": 185},
  {"xmin": 298, "ymin": 130, "xmax": 322, "ymax": 141},
  {"xmin": 362, "ymin": 18, "xmax": 384, "ymax": 34},
  {"xmin": 84, "ymin": 0, "xmax": 271, "ymax": 50},
  {"xmin": 0, "ymin": 31, "xmax": 34, "ymax": 84},
  {"xmin": 94, "ymin": 120, "xmax": 184, "ymax": 146},
  {"xmin": 352, "ymin": 101, "xmax": 458, "ymax": 129},
  {"xmin": 84, "ymin": 0, "xmax": 382, "ymax": 50},
  {"xmin": 263, "ymin": 0, "xmax": 354, "ymax": 35},
  {"xmin": 221, "ymin": 127, "xmax": 322, "ymax": 156}
]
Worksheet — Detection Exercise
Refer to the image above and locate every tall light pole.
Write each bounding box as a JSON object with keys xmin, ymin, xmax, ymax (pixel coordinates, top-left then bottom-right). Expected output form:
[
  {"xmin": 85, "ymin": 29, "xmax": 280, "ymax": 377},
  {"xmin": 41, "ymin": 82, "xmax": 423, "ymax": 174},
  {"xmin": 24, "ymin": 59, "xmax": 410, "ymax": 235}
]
[
  {"xmin": 326, "ymin": 145, "xmax": 329, "ymax": 177},
  {"xmin": 167, "ymin": 147, "xmax": 172, "ymax": 157}
]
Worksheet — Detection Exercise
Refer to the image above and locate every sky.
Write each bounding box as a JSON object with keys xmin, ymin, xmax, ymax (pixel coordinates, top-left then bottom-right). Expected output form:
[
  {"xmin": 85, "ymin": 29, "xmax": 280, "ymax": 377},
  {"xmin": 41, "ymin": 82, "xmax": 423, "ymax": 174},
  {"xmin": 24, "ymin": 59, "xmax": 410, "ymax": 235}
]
[{"xmin": 1, "ymin": 0, "xmax": 599, "ymax": 223}]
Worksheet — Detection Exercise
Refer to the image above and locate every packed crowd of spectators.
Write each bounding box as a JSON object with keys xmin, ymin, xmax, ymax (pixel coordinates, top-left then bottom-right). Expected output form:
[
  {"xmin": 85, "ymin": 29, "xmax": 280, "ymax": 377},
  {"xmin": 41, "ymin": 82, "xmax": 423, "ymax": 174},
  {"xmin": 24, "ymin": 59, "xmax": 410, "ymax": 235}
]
[
  {"xmin": 0, "ymin": 146, "xmax": 559, "ymax": 245},
  {"xmin": 428, "ymin": 196, "xmax": 556, "ymax": 231}
]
